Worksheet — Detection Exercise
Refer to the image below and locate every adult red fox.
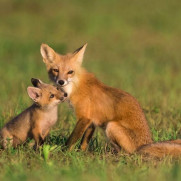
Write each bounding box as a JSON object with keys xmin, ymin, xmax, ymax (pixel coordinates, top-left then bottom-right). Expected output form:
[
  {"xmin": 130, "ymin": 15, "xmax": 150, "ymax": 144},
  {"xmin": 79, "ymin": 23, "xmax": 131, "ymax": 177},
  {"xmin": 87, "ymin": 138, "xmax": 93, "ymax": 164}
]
[
  {"xmin": 40, "ymin": 43, "xmax": 181, "ymax": 158},
  {"xmin": 0, "ymin": 78, "xmax": 67, "ymax": 149}
]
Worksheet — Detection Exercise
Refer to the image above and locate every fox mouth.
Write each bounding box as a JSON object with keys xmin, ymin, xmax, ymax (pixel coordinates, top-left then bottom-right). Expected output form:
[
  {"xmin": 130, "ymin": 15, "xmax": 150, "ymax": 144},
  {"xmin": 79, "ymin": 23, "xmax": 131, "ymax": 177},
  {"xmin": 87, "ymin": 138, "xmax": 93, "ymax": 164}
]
[
  {"xmin": 59, "ymin": 98, "xmax": 66, "ymax": 102},
  {"xmin": 59, "ymin": 84, "xmax": 68, "ymax": 87},
  {"xmin": 59, "ymin": 94, "xmax": 67, "ymax": 102}
]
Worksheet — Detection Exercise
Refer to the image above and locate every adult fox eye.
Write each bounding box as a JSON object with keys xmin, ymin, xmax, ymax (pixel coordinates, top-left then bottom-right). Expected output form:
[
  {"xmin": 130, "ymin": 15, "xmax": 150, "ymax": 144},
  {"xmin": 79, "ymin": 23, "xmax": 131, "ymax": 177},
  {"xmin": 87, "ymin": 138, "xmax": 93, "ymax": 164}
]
[
  {"xmin": 53, "ymin": 69, "xmax": 59, "ymax": 72},
  {"xmin": 67, "ymin": 70, "xmax": 74, "ymax": 74},
  {"xmin": 50, "ymin": 94, "xmax": 54, "ymax": 98}
]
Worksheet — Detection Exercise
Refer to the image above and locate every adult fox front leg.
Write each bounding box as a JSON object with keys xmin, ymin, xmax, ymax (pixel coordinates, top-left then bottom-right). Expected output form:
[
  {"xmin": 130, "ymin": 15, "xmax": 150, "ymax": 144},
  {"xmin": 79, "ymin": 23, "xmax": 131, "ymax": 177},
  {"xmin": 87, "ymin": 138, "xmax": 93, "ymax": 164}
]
[
  {"xmin": 80, "ymin": 124, "xmax": 95, "ymax": 151},
  {"xmin": 40, "ymin": 43, "xmax": 181, "ymax": 158},
  {"xmin": 66, "ymin": 118, "xmax": 92, "ymax": 150}
]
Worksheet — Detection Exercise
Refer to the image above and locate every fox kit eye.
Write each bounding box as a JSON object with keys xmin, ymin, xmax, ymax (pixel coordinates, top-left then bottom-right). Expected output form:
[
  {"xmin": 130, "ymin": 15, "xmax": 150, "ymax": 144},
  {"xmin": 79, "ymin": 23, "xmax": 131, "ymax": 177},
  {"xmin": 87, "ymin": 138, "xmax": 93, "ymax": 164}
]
[
  {"xmin": 67, "ymin": 70, "xmax": 74, "ymax": 74},
  {"xmin": 53, "ymin": 69, "xmax": 59, "ymax": 72},
  {"xmin": 50, "ymin": 94, "xmax": 54, "ymax": 98}
]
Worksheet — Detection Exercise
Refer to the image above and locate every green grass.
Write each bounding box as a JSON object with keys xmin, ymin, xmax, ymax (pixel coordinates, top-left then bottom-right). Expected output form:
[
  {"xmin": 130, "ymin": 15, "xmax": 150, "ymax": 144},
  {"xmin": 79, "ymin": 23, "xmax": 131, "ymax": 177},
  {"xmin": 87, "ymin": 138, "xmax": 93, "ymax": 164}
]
[{"xmin": 1, "ymin": 0, "xmax": 181, "ymax": 180}]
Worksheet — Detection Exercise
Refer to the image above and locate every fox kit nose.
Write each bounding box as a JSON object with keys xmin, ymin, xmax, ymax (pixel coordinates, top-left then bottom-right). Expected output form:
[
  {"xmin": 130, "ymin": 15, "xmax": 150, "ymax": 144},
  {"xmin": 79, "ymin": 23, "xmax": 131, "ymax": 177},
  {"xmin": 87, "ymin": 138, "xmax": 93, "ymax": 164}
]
[
  {"xmin": 60, "ymin": 97, "xmax": 64, "ymax": 101},
  {"xmin": 58, "ymin": 80, "xmax": 64, "ymax": 86},
  {"xmin": 64, "ymin": 93, "xmax": 68, "ymax": 97}
]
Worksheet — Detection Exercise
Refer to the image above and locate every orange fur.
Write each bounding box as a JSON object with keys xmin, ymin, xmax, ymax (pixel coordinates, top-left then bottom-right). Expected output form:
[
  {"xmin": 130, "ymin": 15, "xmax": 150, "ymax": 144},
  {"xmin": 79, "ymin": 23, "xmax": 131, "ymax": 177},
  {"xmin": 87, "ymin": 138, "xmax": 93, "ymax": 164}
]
[
  {"xmin": 41, "ymin": 43, "xmax": 181, "ymax": 158},
  {"xmin": 0, "ymin": 78, "xmax": 67, "ymax": 149}
]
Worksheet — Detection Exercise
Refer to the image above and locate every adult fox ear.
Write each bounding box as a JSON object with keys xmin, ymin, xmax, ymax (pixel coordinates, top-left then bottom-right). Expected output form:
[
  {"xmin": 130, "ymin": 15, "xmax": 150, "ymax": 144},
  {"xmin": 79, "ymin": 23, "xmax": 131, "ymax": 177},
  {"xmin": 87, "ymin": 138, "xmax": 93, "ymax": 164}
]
[
  {"xmin": 27, "ymin": 87, "xmax": 42, "ymax": 102},
  {"xmin": 40, "ymin": 43, "xmax": 56, "ymax": 64},
  {"xmin": 31, "ymin": 78, "xmax": 43, "ymax": 88},
  {"xmin": 72, "ymin": 43, "xmax": 87, "ymax": 65}
]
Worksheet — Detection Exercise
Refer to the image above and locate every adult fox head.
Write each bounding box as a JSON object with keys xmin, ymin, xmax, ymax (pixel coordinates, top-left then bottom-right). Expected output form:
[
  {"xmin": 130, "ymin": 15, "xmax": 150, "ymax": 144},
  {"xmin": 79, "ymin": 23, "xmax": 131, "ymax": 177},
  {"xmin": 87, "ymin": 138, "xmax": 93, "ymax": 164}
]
[
  {"xmin": 40, "ymin": 43, "xmax": 87, "ymax": 91},
  {"xmin": 27, "ymin": 78, "xmax": 67, "ymax": 108}
]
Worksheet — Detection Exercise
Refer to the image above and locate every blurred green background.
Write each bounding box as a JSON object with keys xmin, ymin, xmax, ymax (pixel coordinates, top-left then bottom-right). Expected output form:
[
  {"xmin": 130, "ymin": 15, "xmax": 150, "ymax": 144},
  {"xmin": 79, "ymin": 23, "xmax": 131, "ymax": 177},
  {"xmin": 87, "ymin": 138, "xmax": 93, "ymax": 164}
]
[{"xmin": 1, "ymin": 0, "xmax": 181, "ymax": 180}]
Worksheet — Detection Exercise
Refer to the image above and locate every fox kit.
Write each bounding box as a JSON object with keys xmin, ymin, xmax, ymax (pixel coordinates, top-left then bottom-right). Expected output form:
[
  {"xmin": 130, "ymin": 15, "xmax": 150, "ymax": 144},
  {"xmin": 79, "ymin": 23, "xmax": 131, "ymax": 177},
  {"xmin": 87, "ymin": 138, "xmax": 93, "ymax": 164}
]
[
  {"xmin": 0, "ymin": 78, "xmax": 67, "ymax": 149},
  {"xmin": 40, "ymin": 43, "xmax": 181, "ymax": 158}
]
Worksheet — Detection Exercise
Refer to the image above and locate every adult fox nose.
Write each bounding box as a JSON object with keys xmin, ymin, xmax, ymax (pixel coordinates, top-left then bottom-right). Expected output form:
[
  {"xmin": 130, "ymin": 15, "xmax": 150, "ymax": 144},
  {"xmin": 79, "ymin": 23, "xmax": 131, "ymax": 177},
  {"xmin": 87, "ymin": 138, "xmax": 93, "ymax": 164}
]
[
  {"xmin": 64, "ymin": 93, "xmax": 68, "ymax": 97},
  {"xmin": 58, "ymin": 80, "xmax": 64, "ymax": 85}
]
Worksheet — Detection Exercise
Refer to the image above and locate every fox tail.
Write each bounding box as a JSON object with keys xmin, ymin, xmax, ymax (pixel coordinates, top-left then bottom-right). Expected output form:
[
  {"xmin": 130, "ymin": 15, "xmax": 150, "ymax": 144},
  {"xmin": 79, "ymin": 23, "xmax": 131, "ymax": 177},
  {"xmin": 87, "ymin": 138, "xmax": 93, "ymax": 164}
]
[{"xmin": 138, "ymin": 139, "xmax": 181, "ymax": 158}]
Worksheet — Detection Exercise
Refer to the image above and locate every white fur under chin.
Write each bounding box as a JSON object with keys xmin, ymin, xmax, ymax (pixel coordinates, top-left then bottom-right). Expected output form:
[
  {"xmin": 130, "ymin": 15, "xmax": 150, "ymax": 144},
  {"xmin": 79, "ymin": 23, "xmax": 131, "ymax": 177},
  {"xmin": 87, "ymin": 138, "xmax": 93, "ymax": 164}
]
[
  {"xmin": 64, "ymin": 76, "xmax": 79, "ymax": 97},
  {"xmin": 63, "ymin": 82, "xmax": 74, "ymax": 97}
]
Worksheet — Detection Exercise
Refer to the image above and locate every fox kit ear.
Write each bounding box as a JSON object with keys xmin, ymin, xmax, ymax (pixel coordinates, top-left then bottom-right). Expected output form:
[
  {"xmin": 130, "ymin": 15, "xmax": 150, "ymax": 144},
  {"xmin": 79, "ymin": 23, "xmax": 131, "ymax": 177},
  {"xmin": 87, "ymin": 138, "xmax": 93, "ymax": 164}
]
[
  {"xmin": 72, "ymin": 43, "xmax": 87, "ymax": 65},
  {"xmin": 40, "ymin": 43, "xmax": 56, "ymax": 64},
  {"xmin": 27, "ymin": 87, "xmax": 42, "ymax": 102},
  {"xmin": 31, "ymin": 78, "xmax": 43, "ymax": 87}
]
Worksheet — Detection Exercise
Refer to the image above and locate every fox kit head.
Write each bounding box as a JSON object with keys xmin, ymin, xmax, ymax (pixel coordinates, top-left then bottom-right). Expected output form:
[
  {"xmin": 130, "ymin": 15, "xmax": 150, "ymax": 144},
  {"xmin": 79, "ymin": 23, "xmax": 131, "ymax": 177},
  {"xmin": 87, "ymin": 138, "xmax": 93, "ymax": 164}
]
[
  {"xmin": 27, "ymin": 78, "xmax": 67, "ymax": 108},
  {"xmin": 40, "ymin": 43, "xmax": 87, "ymax": 91}
]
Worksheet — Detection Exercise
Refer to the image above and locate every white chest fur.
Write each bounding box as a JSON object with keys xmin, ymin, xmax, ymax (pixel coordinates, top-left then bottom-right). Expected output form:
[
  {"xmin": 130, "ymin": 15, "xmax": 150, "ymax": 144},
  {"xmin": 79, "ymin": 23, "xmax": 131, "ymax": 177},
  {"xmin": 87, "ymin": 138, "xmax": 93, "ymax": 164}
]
[{"xmin": 40, "ymin": 106, "xmax": 58, "ymax": 134}]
